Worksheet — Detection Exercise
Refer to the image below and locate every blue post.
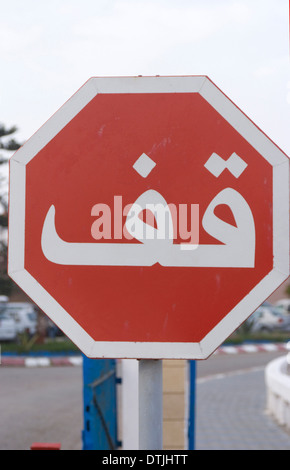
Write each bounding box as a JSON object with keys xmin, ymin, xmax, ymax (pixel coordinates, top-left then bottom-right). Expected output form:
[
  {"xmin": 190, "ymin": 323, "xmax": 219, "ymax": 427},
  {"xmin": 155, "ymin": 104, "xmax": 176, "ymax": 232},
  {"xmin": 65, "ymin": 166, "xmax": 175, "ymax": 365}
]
[
  {"xmin": 82, "ymin": 355, "xmax": 119, "ymax": 450},
  {"xmin": 188, "ymin": 360, "xmax": 196, "ymax": 450}
]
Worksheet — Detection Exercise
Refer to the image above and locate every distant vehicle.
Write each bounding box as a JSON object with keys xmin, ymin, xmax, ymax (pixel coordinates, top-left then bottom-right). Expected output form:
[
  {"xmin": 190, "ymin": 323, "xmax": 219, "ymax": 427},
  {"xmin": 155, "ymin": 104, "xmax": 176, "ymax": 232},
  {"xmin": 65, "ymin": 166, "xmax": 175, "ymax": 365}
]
[
  {"xmin": 247, "ymin": 302, "xmax": 289, "ymax": 332},
  {"xmin": 0, "ymin": 311, "xmax": 17, "ymax": 341},
  {"xmin": 2, "ymin": 303, "xmax": 38, "ymax": 336},
  {"xmin": 274, "ymin": 299, "xmax": 290, "ymax": 315}
]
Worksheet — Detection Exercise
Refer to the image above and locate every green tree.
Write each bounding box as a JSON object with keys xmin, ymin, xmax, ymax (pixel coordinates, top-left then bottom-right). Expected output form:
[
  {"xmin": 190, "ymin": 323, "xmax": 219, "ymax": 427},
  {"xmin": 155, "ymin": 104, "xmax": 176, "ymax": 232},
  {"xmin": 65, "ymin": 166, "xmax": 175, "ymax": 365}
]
[{"xmin": 0, "ymin": 124, "xmax": 22, "ymax": 295}]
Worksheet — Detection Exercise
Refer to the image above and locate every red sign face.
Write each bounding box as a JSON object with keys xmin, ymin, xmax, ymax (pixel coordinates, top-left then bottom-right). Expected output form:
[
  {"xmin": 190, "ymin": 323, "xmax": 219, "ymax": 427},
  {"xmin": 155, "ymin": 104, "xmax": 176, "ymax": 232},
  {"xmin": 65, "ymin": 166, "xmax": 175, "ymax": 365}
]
[{"xmin": 8, "ymin": 76, "xmax": 289, "ymax": 359}]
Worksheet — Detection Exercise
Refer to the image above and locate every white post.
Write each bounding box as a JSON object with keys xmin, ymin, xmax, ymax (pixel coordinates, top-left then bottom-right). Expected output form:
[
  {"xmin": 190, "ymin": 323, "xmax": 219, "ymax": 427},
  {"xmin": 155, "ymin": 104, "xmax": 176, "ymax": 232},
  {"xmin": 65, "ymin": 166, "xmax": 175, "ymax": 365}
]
[
  {"xmin": 121, "ymin": 360, "xmax": 139, "ymax": 450},
  {"xmin": 138, "ymin": 359, "xmax": 163, "ymax": 450}
]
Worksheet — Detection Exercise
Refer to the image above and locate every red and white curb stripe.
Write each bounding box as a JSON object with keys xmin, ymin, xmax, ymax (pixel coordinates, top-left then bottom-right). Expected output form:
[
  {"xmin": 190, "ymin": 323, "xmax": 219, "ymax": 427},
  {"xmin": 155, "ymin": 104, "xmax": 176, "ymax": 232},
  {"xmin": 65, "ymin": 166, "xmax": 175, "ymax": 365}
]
[
  {"xmin": 0, "ymin": 343, "xmax": 288, "ymax": 366},
  {"xmin": 214, "ymin": 343, "xmax": 289, "ymax": 355},
  {"xmin": 0, "ymin": 356, "xmax": 83, "ymax": 367}
]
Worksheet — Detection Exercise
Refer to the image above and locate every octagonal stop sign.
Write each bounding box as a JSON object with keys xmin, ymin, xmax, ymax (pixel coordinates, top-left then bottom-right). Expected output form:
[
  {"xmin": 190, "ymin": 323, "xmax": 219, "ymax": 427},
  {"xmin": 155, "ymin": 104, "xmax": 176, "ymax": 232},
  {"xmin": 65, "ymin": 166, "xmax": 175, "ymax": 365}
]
[{"xmin": 8, "ymin": 76, "xmax": 289, "ymax": 359}]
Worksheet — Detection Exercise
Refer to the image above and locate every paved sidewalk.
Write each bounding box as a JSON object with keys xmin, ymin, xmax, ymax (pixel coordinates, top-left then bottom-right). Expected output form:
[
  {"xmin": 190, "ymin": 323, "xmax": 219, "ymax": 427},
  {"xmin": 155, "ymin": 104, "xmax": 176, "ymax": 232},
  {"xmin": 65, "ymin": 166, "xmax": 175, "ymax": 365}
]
[{"xmin": 195, "ymin": 367, "xmax": 290, "ymax": 450}]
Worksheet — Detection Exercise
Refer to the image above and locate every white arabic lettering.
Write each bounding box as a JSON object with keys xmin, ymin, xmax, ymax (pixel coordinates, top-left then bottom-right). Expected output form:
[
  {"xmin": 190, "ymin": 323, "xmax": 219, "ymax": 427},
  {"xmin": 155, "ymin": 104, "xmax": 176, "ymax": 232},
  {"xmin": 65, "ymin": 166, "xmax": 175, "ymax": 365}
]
[{"xmin": 41, "ymin": 187, "xmax": 255, "ymax": 268}]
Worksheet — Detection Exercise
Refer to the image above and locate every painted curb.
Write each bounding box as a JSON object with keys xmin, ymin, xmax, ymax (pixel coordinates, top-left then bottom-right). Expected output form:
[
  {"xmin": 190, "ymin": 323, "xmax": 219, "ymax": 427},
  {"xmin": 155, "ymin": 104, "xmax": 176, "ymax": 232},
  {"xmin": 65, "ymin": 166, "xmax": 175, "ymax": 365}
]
[
  {"xmin": 0, "ymin": 343, "xmax": 288, "ymax": 366},
  {"xmin": 0, "ymin": 356, "xmax": 83, "ymax": 367},
  {"xmin": 214, "ymin": 342, "xmax": 289, "ymax": 355}
]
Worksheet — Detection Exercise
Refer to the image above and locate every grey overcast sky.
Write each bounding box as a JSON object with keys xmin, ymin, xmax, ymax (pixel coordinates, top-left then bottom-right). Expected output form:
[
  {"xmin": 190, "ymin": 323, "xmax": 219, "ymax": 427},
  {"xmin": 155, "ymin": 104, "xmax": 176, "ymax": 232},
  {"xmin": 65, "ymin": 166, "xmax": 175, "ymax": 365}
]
[{"xmin": 0, "ymin": 0, "xmax": 289, "ymax": 156}]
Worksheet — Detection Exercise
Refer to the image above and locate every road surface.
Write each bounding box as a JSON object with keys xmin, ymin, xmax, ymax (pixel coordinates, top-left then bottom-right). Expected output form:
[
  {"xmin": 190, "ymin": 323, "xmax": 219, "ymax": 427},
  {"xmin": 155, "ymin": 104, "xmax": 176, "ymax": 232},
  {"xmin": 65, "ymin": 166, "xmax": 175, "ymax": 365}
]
[
  {"xmin": 0, "ymin": 349, "xmax": 289, "ymax": 450},
  {"xmin": 0, "ymin": 366, "xmax": 83, "ymax": 450}
]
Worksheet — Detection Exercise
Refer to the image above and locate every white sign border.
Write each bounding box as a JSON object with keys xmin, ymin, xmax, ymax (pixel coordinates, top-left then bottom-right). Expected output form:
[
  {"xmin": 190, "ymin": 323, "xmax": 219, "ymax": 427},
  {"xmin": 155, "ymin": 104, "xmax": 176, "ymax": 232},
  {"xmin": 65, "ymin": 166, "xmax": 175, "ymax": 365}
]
[{"xmin": 8, "ymin": 76, "xmax": 290, "ymax": 359}]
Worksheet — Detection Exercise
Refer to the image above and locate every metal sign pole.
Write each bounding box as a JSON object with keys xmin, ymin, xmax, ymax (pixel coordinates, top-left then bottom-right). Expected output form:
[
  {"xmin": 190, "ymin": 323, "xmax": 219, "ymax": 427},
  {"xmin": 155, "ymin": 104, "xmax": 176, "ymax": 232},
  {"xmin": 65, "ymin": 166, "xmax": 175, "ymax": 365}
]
[{"xmin": 138, "ymin": 359, "xmax": 163, "ymax": 450}]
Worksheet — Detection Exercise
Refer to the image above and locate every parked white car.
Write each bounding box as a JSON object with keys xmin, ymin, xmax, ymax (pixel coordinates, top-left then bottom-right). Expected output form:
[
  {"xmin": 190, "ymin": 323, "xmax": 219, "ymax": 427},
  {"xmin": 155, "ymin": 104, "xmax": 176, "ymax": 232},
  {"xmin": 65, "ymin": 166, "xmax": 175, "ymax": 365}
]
[
  {"xmin": 3, "ymin": 303, "xmax": 38, "ymax": 336},
  {"xmin": 248, "ymin": 303, "xmax": 289, "ymax": 332},
  {"xmin": 0, "ymin": 311, "xmax": 17, "ymax": 341},
  {"xmin": 274, "ymin": 299, "xmax": 290, "ymax": 315}
]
